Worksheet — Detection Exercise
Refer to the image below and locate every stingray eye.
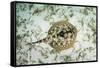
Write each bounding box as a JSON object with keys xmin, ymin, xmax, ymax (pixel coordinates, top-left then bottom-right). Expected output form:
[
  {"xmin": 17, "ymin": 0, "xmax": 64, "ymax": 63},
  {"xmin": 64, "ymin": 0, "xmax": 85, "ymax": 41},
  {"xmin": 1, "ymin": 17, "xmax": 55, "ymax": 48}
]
[{"xmin": 57, "ymin": 30, "xmax": 65, "ymax": 37}]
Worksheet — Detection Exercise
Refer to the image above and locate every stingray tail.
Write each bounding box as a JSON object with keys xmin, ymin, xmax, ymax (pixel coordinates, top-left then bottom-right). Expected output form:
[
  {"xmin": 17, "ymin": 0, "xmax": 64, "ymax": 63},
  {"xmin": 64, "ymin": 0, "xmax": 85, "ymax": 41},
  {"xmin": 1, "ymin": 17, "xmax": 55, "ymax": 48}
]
[
  {"xmin": 32, "ymin": 39, "xmax": 44, "ymax": 44},
  {"xmin": 27, "ymin": 38, "xmax": 47, "ymax": 45}
]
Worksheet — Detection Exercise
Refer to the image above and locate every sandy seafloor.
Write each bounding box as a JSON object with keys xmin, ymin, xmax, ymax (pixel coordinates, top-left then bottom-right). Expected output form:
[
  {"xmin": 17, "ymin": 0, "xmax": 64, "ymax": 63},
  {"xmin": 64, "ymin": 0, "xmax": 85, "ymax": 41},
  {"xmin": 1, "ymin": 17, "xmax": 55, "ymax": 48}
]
[{"xmin": 16, "ymin": 3, "xmax": 97, "ymax": 65}]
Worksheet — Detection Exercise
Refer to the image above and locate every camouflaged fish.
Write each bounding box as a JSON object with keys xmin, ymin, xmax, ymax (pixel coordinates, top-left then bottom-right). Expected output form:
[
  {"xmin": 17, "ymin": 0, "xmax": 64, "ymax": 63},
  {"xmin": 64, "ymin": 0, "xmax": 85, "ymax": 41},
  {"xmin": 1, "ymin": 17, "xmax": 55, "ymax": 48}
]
[{"xmin": 28, "ymin": 20, "xmax": 77, "ymax": 52}]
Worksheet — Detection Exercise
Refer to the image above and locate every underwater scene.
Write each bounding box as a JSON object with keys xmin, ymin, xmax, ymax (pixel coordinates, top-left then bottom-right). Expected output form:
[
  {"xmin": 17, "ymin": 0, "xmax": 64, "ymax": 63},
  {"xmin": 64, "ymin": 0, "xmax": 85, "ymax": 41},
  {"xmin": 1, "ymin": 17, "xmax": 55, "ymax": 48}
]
[{"xmin": 16, "ymin": 3, "xmax": 97, "ymax": 65}]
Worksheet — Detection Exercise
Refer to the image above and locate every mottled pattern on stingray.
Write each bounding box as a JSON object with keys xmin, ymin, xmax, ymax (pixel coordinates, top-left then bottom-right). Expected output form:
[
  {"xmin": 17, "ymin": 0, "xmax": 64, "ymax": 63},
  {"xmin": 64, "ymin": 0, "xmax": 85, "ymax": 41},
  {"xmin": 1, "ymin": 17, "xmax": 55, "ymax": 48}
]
[{"xmin": 31, "ymin": 20, "xmax": 77, "ymax": 52}]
